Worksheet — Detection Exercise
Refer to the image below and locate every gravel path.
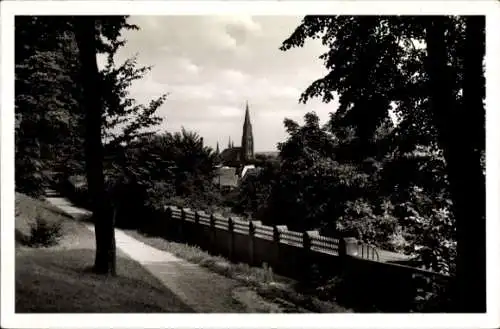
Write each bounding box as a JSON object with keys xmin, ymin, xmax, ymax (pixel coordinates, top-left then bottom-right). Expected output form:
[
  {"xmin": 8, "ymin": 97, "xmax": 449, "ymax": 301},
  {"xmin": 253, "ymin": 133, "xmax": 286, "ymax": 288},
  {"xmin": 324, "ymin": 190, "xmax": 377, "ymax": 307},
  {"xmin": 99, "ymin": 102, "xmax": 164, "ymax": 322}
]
[
  {"xmin": 45, "ymin": 193, "xmax": 279, "ymax": 313},
  {"xmin": 85, "ymin": 224, "xmax": 247, "ymax": 312}
]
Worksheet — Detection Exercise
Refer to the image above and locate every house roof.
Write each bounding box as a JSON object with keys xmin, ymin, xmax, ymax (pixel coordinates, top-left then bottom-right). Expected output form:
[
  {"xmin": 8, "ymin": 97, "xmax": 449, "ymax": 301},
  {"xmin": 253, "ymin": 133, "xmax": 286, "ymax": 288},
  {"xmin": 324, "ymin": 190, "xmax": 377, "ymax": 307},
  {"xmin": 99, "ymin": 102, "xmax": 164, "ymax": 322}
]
[
  {"xmin": 241, "ymin": 166, "xmax": 262, "ymax": 181},
  {"xmin": 240, "ymin": 164, "xmax": 255, "ymax": 178},
  {"xmin": 213, "ymin": 166, "xmax": 239, "ymax": 187}
]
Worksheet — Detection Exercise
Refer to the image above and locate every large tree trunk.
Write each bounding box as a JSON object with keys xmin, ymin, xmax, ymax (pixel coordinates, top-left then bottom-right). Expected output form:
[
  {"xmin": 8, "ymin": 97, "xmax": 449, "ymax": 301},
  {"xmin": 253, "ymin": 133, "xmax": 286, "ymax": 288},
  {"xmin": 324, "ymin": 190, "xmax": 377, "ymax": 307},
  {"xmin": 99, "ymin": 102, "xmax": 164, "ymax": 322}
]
[
  {"xmin": 425, "ymin": 16, "xmax": 486, "ymax": 312},
  {"xmin": 74, "ymin": 17, "xmax": 116, "ymax": 276}
]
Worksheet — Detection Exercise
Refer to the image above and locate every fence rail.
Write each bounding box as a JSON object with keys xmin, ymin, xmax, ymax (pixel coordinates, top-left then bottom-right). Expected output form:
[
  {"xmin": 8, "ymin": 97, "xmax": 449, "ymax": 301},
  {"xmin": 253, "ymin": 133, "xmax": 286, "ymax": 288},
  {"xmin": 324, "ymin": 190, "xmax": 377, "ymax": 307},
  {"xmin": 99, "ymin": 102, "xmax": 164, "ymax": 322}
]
[
  {"xmin": 358, "ymin": 243, "xmax": 380, "ymax": 261},
  {"xmin": 280, "ymin": 230, "xmax": 303, "ymax": 247},
  {"xmin": 311, "ymin": 234, "xmax": 340, "ymax": 256}
]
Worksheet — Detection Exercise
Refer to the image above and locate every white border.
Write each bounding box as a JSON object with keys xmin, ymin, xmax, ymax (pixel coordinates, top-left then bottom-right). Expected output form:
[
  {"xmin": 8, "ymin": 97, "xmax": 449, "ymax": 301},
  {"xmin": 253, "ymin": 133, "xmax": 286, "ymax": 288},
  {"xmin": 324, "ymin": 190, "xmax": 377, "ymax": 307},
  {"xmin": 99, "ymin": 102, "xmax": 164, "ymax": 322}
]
[
  {"xmin": 485, "ymin": 7, "xmax": 500, "ymax": 327},
  {"xmin": 2, "ymin": 1, "xmax": 500, "ymax": 328}
]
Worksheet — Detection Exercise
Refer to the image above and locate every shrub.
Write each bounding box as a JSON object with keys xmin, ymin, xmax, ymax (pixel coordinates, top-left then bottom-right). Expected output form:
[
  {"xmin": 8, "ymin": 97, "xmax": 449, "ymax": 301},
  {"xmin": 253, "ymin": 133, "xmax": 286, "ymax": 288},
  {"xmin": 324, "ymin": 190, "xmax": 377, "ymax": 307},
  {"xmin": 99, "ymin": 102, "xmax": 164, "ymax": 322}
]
[
  {"xmin": 411, "ymin": 275, "xmax": 455, "ymax": 312},
  {"xmin": 29, "ymin": 216, "xmax": 63, "ymax": 247}
]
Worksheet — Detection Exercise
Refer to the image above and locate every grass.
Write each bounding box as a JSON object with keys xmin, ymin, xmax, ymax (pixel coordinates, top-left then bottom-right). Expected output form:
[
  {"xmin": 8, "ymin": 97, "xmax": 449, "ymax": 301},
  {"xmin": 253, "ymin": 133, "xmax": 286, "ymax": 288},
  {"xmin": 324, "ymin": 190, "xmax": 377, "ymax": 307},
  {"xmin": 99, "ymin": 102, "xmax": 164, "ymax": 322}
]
[
  {"xmin": 15, "ymin": 192, "xmax": 193, "ymax": 313},
  {"xmin": 124, "ymin": 229, "xmax": 352, "ymax": 313},
  {"xmin": 15, "ymin": 192, "xmax": 73, "ymax": 245}
]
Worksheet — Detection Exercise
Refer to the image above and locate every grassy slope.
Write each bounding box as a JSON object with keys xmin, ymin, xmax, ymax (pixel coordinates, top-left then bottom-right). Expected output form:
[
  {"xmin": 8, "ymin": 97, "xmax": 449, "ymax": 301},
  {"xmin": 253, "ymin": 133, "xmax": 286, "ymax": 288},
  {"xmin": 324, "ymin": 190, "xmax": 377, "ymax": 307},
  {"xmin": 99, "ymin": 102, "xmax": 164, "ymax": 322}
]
[
  {"xmin": 15, "ymin": 193, "xmax": 193, "ymax": 313},
  {"xmin": 15, "ymin": 192, "xmax": 72, "ymax": 244}
]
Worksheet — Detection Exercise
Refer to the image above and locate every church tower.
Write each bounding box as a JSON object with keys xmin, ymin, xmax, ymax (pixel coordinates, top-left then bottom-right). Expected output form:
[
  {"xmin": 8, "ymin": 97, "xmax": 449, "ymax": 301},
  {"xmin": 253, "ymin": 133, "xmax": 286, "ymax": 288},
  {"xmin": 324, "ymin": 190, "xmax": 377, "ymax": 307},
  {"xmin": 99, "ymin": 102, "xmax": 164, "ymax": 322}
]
[{"xmin": 241, "ymin": 101, "xmax": 254, "ymax": 162}]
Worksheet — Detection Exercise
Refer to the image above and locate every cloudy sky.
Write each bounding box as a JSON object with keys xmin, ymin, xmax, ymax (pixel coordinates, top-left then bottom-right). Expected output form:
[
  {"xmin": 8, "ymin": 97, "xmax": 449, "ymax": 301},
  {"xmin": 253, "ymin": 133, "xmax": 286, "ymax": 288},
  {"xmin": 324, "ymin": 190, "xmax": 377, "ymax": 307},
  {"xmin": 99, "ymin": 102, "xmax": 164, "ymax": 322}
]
[{"xmin": 106, "ymin": 16, "xmax": 339, "ymax": 152}]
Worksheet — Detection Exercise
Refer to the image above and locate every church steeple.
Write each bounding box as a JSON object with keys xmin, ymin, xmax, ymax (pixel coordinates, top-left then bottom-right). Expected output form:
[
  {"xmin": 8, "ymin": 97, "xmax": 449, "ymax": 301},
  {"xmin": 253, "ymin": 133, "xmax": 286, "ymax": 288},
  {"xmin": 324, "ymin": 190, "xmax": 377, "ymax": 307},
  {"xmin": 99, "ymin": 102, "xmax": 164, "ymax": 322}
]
[
  {"xmin": 215, "ymin": 141, "xmax": 220, "ymax": 155},
  {"xmin": 227, "ymin": 136, "xmax": 231, "ymax": 149},
  {"xmin": 241, "ymin": 100, "xmax": 254, "ymax": 162}
]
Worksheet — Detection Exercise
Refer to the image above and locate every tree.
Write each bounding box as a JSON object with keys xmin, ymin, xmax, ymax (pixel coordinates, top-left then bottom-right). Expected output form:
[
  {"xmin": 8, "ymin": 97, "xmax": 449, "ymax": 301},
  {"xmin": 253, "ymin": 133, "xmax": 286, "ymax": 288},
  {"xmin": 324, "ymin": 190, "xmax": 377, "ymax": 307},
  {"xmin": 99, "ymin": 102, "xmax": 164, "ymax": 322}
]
[
  {"xmin": 15, "ymin": 17, "xmax": 84, "ymax": 195},
  {"xmin": 280, "ymin": 15, "xmax": 485, "ymax": 312},
  {"xmin": 102, "ymin": 127, "xmax": 219, "ymax": 229},
  {"xmin": 16, "ymin": 15, "xmax": 165, "ymax": 274},
  {"xmin": 425, "ymin": 16, "xmax": 485, "ymax": 312},
  {"xmin": 164, "ymin": 128, "xmax": 217, "ymax": 197},
  {"xmin": 72, "ymin": 15, "xmax": 156, "ymax": 275},
  {"xmin": 74, "ymin": 16, "xmax": 117, "ymax": 275},
  {"xmin": 269, "ymin": 112, "xmax": 391, "ymax": 238},
  {"xmin": 236, "ymin": 156, "xmax": 279, "ymax": 220}
]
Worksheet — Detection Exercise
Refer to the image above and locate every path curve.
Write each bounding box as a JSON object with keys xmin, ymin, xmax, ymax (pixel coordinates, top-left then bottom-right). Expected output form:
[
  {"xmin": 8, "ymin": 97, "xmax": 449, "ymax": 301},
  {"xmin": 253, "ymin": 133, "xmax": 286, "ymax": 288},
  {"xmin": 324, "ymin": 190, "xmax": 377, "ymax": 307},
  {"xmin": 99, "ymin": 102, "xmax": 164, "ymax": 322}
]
[
  {"xmin": 85, "ymin": 224, "xmax": 246, "ymax": 312},
  {"xmin": 44, "ymin": 192, "xmax": 271, "ymax": 313}
]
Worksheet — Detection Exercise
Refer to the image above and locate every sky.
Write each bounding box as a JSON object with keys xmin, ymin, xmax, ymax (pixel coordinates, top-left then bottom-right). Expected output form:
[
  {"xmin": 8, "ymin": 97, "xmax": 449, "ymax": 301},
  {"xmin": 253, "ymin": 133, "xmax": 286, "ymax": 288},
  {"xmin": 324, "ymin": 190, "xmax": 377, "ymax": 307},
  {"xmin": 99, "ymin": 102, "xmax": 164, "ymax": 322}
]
[{"xmin": 103, "ymin": 16, "xmax": 339, "ymax": 152}]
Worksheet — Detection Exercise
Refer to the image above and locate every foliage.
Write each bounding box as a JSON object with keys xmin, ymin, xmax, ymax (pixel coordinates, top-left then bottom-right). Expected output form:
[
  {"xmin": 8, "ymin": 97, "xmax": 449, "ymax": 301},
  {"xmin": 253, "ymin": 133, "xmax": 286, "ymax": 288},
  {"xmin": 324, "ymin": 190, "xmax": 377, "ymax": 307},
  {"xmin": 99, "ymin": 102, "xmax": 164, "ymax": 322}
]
[
  {"xmin": 235, "ymin": 108, "xmax": 456, "ymax": 277},
  {"xmin": 251, "ymin": 112, "xmax": 381, "ymax": 236},
  {"xmin": 15, "ymin": 15, "xmax": 161, "ymax": 196},
  {"xmin": 279, "ymin": 16, "xmax": 485, "ymax": 310},
  {"xmin": 278, "ymin": 15, "xmax": 467, "ymax": 258},
  {"xmin": 103, "ymin": 129, "xmax": 219, "ymax": 228},
  {"xmin": 397, "ymin": 193, "xmax": 456, "ymax": 275},
  {"xmin": 280, "ymin": 16, "xmax": 483, "ymax": 153},
  {"xmin": 15, "ymin": 17, "xmax": 84, "ymax": 195},
  {"xmin": 100, "ymin": 51, "xmax": 167, "ymax": 147},
  {"xmin": 235, "ymin": 160, "xmax": 279, "ymax": 220},
  {"xmin": 29, "ymin": 216, "xmax": 63, "ymax": 247}
]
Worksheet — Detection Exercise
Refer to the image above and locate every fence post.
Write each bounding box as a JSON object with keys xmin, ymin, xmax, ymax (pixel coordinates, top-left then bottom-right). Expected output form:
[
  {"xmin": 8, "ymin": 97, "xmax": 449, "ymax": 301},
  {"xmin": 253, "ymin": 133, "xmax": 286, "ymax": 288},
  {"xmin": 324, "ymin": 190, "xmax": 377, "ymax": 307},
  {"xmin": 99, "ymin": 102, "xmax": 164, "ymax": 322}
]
[
  {"xmin": 194, "ymin": 210, "xmax": 200, "ymax": 225},
  {"xmin": 339, "ymin": 237, "xmax": 347, "ymax": 258},
  {"xmin": 302, "ymin": 231, "xmax": 311, "ymax": 280},
  {"xmin": 248, "ymin": 221, "xmax": 255, "ymax": 265},
  {"xmin": 164, "ymin": 205, "xmax": 173, "ymax": 238},
  {"xmin": 228, "ymin": 217, "xmax": 234, "ymax": 261},
  {"xmin": 340, "ymin": 237, "xmax": 358, "ymax": 270},
  {"xmin": 209, "ymin": 213, "xmax": 216, "ymax": 253},
  {"xmin": 178, "ymin": 207, "xmax": 186, "ymax": 242},
  {"xmin": 194, "ymin": 210, "xmax": 200, "ymax": 245},
  {"xmin": 273, "ymin": 225, "xmax": 286, "ymax": 272},
  {"xmin": 248, "ymin": 221, "xmax": 261, "ymax": 266},
  {"xmin": 302, "ymin": 230, "xmax": 318, "ymax": 281},
  {"xmin": 342, "ymin": 237, "xmax": 358, "ymax": 257}
]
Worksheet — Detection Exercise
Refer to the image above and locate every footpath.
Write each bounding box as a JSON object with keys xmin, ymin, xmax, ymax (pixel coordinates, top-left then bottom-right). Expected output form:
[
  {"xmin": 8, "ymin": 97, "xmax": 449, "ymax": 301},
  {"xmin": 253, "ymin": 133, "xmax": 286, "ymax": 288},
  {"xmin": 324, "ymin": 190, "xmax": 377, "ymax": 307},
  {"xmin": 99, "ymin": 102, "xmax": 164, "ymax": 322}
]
[{"xmin": 44, "ymin": 189, "xmax": 275, "ymax": 313}]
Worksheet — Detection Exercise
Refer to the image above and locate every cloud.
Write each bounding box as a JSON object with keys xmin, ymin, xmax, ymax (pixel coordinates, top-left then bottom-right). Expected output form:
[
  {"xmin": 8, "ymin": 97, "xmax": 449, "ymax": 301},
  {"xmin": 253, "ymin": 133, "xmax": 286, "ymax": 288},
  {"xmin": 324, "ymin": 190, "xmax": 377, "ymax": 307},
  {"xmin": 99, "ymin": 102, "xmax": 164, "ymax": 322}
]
[
  {"xmin": 176, "ymin": 57, "xmax": 200, "ymax": 75},
  {"xmin": 208, "ymin": 105, "xmax": 243, "ymax": 118},
  {"xmin": 112, "ymin": 15, "xmax": 336, "ymax": 151},
  {"xmin": 220, "ymin": 68, "xmax": 248, "ymax": 84}
]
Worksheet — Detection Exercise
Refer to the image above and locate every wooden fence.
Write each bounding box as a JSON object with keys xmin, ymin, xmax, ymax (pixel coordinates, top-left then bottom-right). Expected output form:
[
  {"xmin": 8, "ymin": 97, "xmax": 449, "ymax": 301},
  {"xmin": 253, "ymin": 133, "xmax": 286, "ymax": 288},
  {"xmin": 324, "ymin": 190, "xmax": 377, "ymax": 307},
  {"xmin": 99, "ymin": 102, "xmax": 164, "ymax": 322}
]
[
  {"xmin": 157, "ymin": 205, "xmax": 453, "ymax": 311},
  {"xmin": 164, "ymin": 205, "xmax": 344, "ymax": 278},
  {"xmin": 162, "ymin": 207, "xmax": 446, "ymax": 270}
]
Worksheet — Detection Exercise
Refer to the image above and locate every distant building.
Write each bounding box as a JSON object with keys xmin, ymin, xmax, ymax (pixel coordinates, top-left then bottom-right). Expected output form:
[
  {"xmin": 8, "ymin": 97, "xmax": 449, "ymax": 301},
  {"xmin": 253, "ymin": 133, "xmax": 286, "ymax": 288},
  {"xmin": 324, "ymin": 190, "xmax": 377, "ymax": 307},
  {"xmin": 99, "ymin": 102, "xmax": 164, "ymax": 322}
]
[
  {"xmin": 218, "ymin": 101, "xmax": 254, "ymax": 167},
  {"xmin": 213, "ymin": 101, "xmax": 279, "ymax": 190},
  {"xmin": 241, "ymin": 164, "xmax": 255, "ymax": 179},
  {"xmin": 213, "ymin": 166, "xmax": 239, "ymax": 191},
  {"xmin": 240, "ymin": 165, "xmax": 262, "ymax": 182},
  {"xmin": 241, "ymin": 101, "xmax": 254, "ymax": 162}
]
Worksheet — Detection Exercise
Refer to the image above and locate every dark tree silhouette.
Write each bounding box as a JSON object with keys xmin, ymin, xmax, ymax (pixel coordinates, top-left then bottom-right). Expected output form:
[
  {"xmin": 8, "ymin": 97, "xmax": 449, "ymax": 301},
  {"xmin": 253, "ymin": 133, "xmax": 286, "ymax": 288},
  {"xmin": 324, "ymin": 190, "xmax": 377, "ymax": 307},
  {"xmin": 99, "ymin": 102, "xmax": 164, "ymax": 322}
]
[
  {"xmin": 74, "ymin": 17, "xmax": 116, "ymax": 275},
  {"xmin": 281, "ymin": 15, "xmax": 485, "ymax": 312}
]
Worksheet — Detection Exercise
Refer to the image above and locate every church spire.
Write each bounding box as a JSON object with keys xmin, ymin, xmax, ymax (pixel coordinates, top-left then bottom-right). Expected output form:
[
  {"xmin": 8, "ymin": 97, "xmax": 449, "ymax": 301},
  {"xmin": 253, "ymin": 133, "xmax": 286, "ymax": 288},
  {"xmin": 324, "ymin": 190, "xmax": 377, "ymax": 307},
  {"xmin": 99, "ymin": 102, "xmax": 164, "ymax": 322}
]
[
  {"xmin": 228, "ymin": 136, "xmax": 231, "ymax": 149},
  {"xmin": 241, "ymin": 100, "xmax": 254, "ymax": 163},
  {"xmin": 215, "ymin": 141, "xmax": 220, "ymax": 154},
  {"xmin": 244, "ymin": 101, "xmax": 250, "ymax": 123}
]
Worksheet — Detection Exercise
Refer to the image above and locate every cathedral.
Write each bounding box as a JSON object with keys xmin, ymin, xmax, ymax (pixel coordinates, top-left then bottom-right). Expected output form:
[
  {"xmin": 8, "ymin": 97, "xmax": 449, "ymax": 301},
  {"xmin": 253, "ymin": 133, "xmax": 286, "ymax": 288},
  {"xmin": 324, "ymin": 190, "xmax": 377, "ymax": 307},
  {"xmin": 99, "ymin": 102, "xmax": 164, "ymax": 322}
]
[{"xmin": 217, "ymin": 101, "xmax": 255, "ymax": 167}]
